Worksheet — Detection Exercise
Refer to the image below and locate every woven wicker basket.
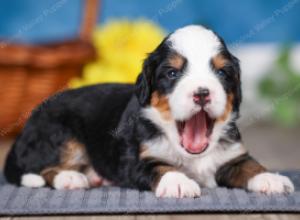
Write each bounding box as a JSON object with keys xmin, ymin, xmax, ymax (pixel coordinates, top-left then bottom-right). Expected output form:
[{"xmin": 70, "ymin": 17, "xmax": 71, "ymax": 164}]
[{"xmin": 0, "ymin": 0, "xmax": 99, "ymax": 137}]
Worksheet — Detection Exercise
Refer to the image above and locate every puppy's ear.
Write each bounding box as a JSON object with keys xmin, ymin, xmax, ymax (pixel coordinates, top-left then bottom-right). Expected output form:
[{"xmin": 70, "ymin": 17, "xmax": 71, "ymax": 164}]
[
  {"xmin": 231, "ymin": 55, "xmax": 242, "ymax": 112},
  {"xmin": 135, "ymin": 51, "xmax": 160, "ymax": 106},
  {"xmin": 217, "ymin": 35, "xmax": 242, "ymax": 112}
]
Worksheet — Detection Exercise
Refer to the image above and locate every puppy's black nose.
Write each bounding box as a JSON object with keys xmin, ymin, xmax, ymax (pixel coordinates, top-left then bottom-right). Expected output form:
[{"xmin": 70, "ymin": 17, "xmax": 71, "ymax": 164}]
[
  {"xmin": 198, "ymin": 88, "xmax": 210, "ymax": 97},
  {"xmin": 193, "ymin": 88, "xmax": 210, "ymax": 106}
]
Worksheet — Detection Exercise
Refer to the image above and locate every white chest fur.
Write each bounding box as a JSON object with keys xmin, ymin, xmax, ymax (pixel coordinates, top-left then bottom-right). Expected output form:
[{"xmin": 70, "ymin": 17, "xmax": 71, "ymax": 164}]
[
  {"xmin": 142, "ymin": 107, "xmax": 246, "ymax": 188},
  {"xmin": 183, "ymin": 143, "xmax": 246, "ymax": 187}
]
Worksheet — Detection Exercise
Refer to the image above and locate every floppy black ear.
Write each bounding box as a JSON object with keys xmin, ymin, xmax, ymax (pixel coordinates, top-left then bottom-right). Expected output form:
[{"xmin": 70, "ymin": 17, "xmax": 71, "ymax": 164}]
[
  {"xmin": 135, "ymin": 37, "xmax": 170, "ymax": 106},
  {"xmin": 217, "ymin": 35, "xmax": 242, "ymax": 112},
  {"xmin": 231, "ymin": 55, "xmax": 242, "ymax": 112},
  {"xmin": 135, "ymin": 51, "xmax": 161, "ymax": 106}
]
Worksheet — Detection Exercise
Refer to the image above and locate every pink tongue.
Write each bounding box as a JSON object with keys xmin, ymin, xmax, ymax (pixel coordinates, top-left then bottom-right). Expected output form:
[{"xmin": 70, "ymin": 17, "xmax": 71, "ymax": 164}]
[{"xmin": 181, "ymin": 111, "xmax": 209, "ymax": 154}]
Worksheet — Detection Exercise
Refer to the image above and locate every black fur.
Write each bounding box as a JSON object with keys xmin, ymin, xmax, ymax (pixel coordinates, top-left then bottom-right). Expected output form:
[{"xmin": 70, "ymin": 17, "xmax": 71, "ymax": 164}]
[
  {"xmin": 215, "ymin": 35, "xmax": 242, "ymax": 113},
  {"xmin": 4, "ymin": 83, "xmax": 167, "ymax": 190}
]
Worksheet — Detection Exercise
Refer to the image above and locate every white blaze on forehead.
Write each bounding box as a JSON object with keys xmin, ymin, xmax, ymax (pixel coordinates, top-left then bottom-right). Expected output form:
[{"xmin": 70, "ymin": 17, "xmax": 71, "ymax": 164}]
[
  {"xmin": 168, "ymin": 25, "xmax": 221, "ymax": 66},
  {"xmin": 167, "ymin": 25, "xmax": 227, "ymax": 121}
]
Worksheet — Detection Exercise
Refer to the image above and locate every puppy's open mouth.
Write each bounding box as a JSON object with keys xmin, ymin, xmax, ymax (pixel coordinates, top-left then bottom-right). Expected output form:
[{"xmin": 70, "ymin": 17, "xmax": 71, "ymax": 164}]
[{"xmin": 177, "ymin": 111, "xmax": 215, "ymax": 154}]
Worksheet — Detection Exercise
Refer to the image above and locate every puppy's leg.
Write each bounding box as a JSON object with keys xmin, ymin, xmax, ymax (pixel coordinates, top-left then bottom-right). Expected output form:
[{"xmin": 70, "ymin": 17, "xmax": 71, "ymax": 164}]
[
  {"xmin": 133, "ymin": 159, "xmax": 200, "ymax": 198},
  {"xmin": 41, "ymin": 166, "xmax": 90, "ymax": 190},
  {"xmin": 155, "ymin": 170, "xmax": 201, "ymax": 198},
  {"xmin": 216, "ymin": 154, "xmax": 294, "ymax": 194},
  {"xmin": 41, "ymin": 164, "xmax": 107, "ymax": 189},
  {"xmin": 40, "ymin": 139, "xmax": 105, "ymax": 190},
  {"xmin": 52, "ymin": 170, "xmax": 89, "ymax": 190}
]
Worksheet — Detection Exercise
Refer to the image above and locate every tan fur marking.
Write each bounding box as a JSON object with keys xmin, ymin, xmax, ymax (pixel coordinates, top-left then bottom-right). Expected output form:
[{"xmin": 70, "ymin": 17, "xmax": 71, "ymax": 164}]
[
  {"xmin": 225, "ymin": 154, "xmax": 266, "ymax": 188},
  {"xmin": 217, "ymin": 93, "xmax": 234, "ymax": 123},
  {"xmin": 151, "ymin": 92, "xmax": 172, "ymax": 120},
  {"xmin": 40, "ymin": 167, "xmax": 60, "ymax": 185},
  {"xmin": 139, "ymin": 145, "xmax": 150, "ymax": 159},
  {"xmin": 60, "ymin": 139, "xmax": 88, "ymax": 167},
  {"xmin": 40, "ymin": 139, "xmax": 101, "ymax": 186},
  {"xmin": 232, "ymin": 160, "xmax": 266, "ymax": 188},
  {"xmin": 212, "ymin": 54, "xmax": 227, "ymax": 69},
  {"xmin": 169, "ymin": 53, "xmax": 184, "ymax": 69}
]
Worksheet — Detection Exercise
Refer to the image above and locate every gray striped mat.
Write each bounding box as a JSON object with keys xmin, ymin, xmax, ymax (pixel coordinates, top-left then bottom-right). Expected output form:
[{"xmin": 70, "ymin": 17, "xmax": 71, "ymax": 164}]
[{"xmin": 0, "ymin": 171, "xmax": 299, "ymax": 216}]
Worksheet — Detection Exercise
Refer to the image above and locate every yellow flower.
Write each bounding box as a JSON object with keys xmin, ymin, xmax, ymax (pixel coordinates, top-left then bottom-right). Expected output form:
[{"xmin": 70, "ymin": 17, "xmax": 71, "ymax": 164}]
[{"xmin": 69, "ymin": 19, "xmax": 165, "ymax": 88}]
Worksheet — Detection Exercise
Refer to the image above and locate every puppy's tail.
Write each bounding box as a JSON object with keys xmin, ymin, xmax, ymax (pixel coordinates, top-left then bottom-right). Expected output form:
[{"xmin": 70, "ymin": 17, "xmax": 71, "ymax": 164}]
[
  {"xmin": 4, "ymin": 156, "xmax": 46, "ymax": 188},
  {"xmin": 3, "ymin": 141, "xmax": 24, "ymax": 185},
  {"xmin": 4, "ymin": 141, "xmax": 46, "ymax": 188}
]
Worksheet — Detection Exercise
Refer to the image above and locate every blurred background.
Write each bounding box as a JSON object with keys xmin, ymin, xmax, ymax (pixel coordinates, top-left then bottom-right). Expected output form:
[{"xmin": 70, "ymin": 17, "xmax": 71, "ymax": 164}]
[{"xmin": 0, "ymin": 0, "xmax": 300, "ymax": 170}]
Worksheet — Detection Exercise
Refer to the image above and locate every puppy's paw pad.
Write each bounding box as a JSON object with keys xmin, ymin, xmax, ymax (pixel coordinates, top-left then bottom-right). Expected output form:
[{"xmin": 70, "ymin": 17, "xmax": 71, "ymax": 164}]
[
  {"xmin": 53, "ymin": 171, "xmax": 90, "ymax": 190},
  {"xmin": 248, "ymin": 172, "xmax": 294, "ymax": 195},
  {"xmin": 155, "ymin": 171, "xmax": 201, "ymax": 198}
]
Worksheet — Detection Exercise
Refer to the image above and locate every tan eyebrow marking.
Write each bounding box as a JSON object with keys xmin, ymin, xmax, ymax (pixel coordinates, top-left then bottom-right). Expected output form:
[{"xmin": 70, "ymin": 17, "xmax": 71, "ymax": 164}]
[
  {"xmin": 212, "ymin": 54, "xmax": 228, "ymax": 69},
  {"xmin": 168, "ymin": 53, "xmax": 185, "ymax": 70}
]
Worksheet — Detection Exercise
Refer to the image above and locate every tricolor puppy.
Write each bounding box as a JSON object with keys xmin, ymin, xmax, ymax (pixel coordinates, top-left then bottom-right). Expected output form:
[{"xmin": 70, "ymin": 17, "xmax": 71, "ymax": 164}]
[{"xmin": 4, "ymin": 25, "xmax": 294, "ymax": 197}]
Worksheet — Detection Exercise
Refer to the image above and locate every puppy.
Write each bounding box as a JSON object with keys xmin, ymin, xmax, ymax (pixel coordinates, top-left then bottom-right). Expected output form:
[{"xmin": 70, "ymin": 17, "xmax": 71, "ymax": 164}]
[{"xmin": 4, "ymin": 25, "xmax": 294, "ymax": 198}]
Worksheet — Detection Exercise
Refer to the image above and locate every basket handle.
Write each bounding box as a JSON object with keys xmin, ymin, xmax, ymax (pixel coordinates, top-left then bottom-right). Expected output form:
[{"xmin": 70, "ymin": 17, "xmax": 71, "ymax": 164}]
[{"xmin": 79, "ymin": 0, "xmax": 100, "ymax": 42}]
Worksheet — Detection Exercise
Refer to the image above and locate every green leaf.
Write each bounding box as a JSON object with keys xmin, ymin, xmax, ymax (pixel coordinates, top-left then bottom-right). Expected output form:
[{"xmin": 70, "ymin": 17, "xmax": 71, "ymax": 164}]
[{"xmin": 273, "ymin": 99, "xmax": 298, "ymax": 127}]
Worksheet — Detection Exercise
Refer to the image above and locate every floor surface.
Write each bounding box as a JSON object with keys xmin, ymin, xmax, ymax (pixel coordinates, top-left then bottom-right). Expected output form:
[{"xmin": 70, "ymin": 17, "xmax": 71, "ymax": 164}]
[{"xmin": 0, "ymin": 122, "xmax": 299, "ymax": 219}]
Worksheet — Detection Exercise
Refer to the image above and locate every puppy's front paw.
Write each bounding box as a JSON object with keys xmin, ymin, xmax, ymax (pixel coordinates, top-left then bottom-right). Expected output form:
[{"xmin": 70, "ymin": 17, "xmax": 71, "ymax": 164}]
[
  {"xmin": 53, "ymin": 171, "xmax": 90, "ymax": 190},
  {"xmin": 247, "ymin": 172, "xmax": 294, "ymax": 195},
  {"xmin": 155, "ymin": 171, "xmax": 201, "ymax": 198}
]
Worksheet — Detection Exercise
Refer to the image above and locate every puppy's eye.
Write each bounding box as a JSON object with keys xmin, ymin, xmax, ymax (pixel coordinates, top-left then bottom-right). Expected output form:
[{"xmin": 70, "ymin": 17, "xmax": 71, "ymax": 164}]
[
  {"xmin": 216, "ymin": 70, "xmax": 226, "ymax": 78},
  {"xmin": 167, "ymin": 70, "xmax": 180, "ymax": 79}
]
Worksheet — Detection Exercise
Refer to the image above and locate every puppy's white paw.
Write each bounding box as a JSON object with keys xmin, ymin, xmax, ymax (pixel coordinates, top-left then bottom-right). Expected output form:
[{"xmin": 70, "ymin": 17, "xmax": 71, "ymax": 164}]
[
  {"xmin": 155, "ymin": 171, "xmax": 201, "ymax": 198},
  {"xmin": 21, "ymin": 173, "xmax": 46, "ymax": 188},
  {"xmin": 53, "ymin": 171, "xmax": 90, "ymax": 190},
  {"xmin": 247, "ymin": 172, "xmax": 294, "ymax": 195}
]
